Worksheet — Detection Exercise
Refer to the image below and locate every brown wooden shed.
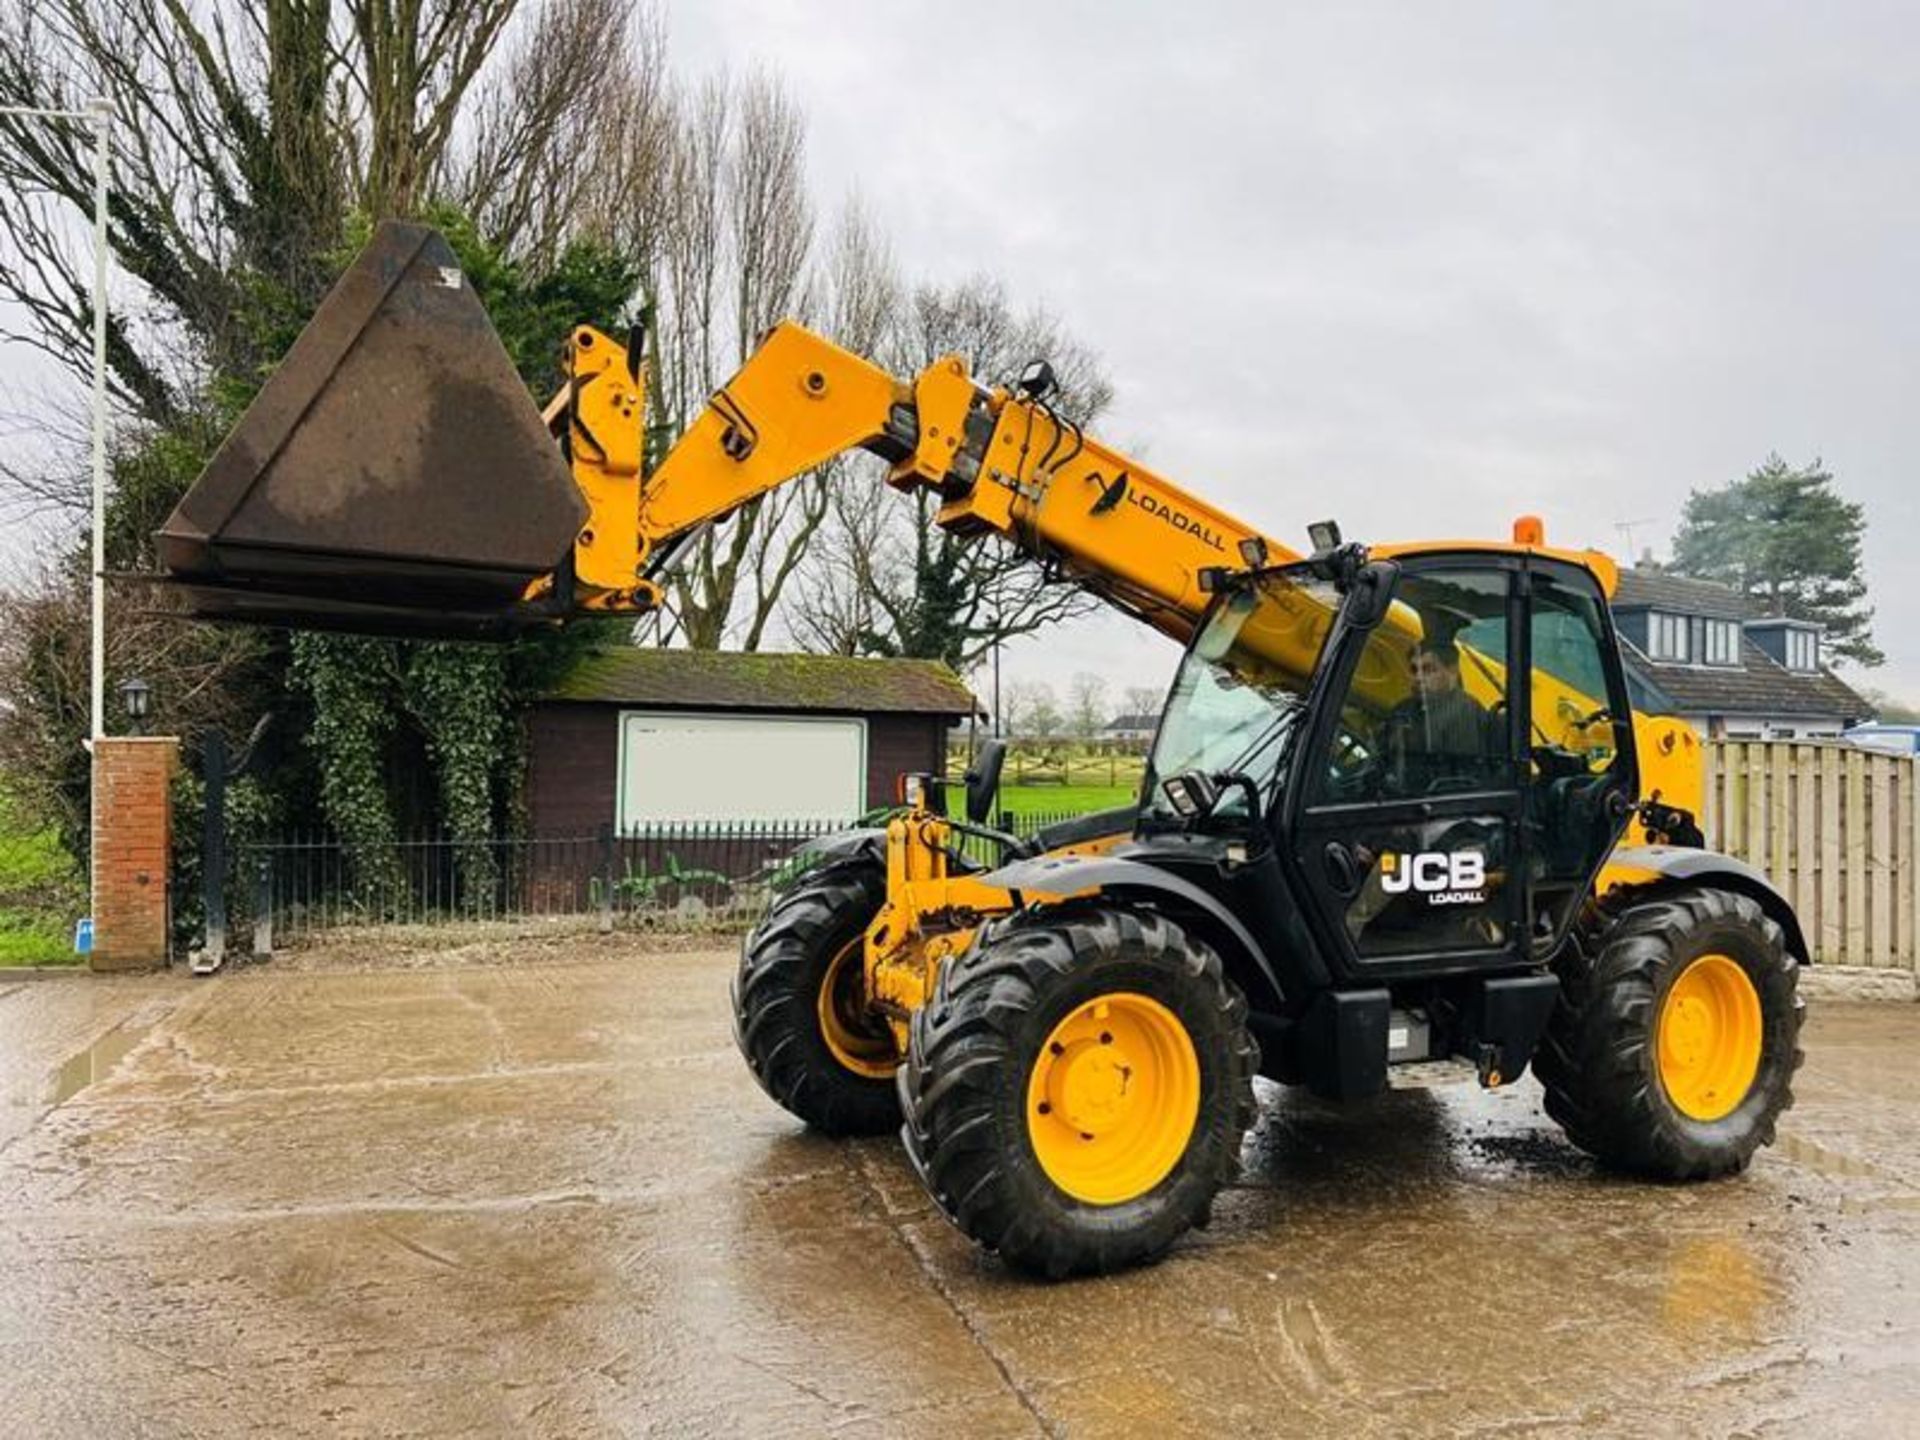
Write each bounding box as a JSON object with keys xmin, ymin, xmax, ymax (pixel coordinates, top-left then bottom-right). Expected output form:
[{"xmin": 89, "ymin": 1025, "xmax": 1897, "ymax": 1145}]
[{"xmin": 525, "ymin": 649, "xmax": 978, "ymax": 833}]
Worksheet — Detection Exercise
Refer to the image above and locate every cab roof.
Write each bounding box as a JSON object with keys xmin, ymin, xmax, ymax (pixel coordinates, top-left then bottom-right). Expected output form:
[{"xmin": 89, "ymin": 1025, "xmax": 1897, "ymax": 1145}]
[{"xmin": 1367, "ymin": 539, "xmax": 1620, "ymax": 598}]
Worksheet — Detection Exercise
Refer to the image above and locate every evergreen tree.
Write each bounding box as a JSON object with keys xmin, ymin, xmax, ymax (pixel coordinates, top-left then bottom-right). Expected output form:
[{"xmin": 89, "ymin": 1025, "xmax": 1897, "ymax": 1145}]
[{"xmin": 1672, "ymin": 455, "xmax": 1881, "ymax": 667}]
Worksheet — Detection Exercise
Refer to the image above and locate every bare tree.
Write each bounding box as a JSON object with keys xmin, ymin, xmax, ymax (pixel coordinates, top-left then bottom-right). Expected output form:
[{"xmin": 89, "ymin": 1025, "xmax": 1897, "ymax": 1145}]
[
  {"xmin": 0, "ymin": 0, "xmax": 348, "ymax": 429},
  {"xmin": 1001, "ymin": 677, "xmax": 1042, "ymax": 739},
  {"xmin": 648, "ymin": 69, "xmax": 824, "ymax": 650},
  {"xmin": 0, "ymin": 0, "xmax": 579, "ymax": 459},
  {"xmin": 1122, "ymin": 684, "xmax": 1162, "ymax": 721},
  {"xmin": 650, "ymin": 74, "xmax": 725, "ymax": 430},
  {"xmin": 893, "ymin": 276, "xmax": 1111, "ymax": 411},
  {"xmin": 0, "ymin": 548, "xmax": 276, "ymax": 849},
  {"xmin": 339, "ymin": 0, "xmax": 522, "ymax": 220},
  {"xmin": 787, "ymin": 272, "xmax": 1115, "ymax": 669},
  {"xmin": 1067, "ymin": 671, "xmax": 1108, "ymax": 741},
  {"xmin": 1023, "ymin": 680, "xmax": 1062, "ymax": 740},
  {"xmin": 786, "ymin": 196, "xmax": 903, "ymax": 656},
  {"xmin": 452, "ymin": 0, "xmax": 671, "ymax": 269}
]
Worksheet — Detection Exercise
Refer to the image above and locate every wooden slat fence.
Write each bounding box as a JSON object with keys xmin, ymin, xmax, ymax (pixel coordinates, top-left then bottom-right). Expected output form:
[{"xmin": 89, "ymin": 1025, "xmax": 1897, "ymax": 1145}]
[{"xmin": 1703, "ymin": 740, "xmax": 1917, "ymax": 971}]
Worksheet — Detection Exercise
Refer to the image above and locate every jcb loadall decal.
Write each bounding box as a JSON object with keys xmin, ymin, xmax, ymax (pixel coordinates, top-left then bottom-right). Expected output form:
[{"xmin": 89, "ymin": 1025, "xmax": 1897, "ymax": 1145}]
[
  {"xmin": 1379, "ymin": 850, "xmax": 1488, "ymax": 906},
  {"xmin": 1122, "ymin": 484, "xmax": 1228, "ymax": 552}
]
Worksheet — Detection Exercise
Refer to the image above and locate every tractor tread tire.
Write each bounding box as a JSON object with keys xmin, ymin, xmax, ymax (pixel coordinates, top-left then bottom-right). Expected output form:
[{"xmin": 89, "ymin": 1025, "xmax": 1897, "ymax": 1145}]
[
  {"xmin": 733, "ymin": 860, "xmax": 897, "ymax": 1137},
  {"xmin": 899, "ymin": 903, "xmax": 1258, "ymax": 1279},
  {"xmin": 1535, "ymin": 886, "xmax": 1803, "ymax": 1179}
]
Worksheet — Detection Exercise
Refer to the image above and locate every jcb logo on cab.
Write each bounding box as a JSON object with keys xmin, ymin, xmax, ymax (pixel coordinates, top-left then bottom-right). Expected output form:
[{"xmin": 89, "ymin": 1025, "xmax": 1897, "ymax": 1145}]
[{"xmin": 1379, "ymin": 850, "xmax": 1486, "ymax": 904}]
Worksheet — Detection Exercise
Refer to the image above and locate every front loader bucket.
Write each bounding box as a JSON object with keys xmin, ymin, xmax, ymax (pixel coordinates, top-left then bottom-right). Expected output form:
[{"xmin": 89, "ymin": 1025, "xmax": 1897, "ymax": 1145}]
[{"xmin": 157, "ymin": 221, "xmax": 584, "ymax": 637}]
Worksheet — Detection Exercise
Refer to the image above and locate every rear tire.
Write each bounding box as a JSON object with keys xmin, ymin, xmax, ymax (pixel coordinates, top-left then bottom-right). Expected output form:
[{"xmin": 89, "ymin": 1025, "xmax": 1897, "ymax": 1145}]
[
  {"xmin": 900, "ymin": 903, "xmax": 1258, "ymax": 1279},
  {"xmin": 733, "ymin": 860, "xmax": 899, "ymax": 1136},
  {"xmin": 1535, "ymin": 886, "xmax": 1803, "ymax": 1179}
]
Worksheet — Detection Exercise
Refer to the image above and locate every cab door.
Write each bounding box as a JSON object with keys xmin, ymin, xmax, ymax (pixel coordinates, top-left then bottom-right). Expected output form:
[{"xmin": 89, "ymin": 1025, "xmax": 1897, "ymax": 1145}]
[
  {"xmin": 1507, "ymin": 559, "xmax": 1639, "ymax": 956},
  {"xmin": 1286, "ymin": 560, "xmax": 1528, "ymax": 978}
]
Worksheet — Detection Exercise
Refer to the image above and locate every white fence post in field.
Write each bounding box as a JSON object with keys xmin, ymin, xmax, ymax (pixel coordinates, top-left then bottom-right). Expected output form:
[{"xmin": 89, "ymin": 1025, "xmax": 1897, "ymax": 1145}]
[{"xmin": 1695, "ymin": 738, "xmax": 1916, "ymax": 973}]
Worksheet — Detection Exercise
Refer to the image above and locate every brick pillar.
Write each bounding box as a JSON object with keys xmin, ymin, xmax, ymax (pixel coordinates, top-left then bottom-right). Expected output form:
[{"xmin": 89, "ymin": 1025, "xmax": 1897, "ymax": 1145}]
[{"xmin": 90, "ymin": 736, "xmax": 179, "ymax": 973}]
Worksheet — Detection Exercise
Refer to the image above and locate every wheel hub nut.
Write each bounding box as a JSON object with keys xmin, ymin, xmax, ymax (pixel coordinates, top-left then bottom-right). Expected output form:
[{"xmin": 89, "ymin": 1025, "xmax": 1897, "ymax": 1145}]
[{"xmin": 1050, "ymin": 1042, "xmax": 1135, "ymax": 1134}]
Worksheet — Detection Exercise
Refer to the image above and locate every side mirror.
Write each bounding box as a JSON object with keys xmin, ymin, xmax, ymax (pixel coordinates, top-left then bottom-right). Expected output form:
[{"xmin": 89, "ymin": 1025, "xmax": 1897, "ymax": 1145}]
[
  {"xmin": 1342, "ymin": 559, "xmax": 1398, "ymax": 630},
  {"xmin": 965, "ymin": 738, "xmax": 1007, "ymax": 824}
]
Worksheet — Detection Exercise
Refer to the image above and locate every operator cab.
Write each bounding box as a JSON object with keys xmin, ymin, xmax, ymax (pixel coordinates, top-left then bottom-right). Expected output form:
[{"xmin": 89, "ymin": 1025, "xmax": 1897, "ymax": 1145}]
[{"xmin": 1131, "ymin": 537, "xmax": 1640, "ymax": 1092}]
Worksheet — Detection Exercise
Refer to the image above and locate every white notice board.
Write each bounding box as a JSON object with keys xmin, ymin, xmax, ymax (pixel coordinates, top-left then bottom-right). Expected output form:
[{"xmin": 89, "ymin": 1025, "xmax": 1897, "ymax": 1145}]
[{"xmin": 617, "ymin": 712, "xmax": 867, "ymax": 825}]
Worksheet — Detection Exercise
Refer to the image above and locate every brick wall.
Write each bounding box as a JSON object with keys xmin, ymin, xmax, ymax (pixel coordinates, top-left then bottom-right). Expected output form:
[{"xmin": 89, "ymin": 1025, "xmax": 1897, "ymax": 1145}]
[
  {"xmin": 526, "ymin": 706, "xmax": 618, "ymax": 834},
  {"xmin": 90, "ymin": 737, "xmax": 178, "ymax": 972},
  {"xmin": 865, "ymin": 714, "xmax": 946, "ymax": 809}
]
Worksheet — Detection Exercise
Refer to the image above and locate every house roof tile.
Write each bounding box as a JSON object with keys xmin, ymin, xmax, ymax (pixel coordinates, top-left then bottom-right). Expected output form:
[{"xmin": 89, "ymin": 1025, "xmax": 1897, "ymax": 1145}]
[
  {"xmin": 1624, "ymin": 637, "xmax": 1869, "ymax": 719},
  {"xmin": 1612, "ymin": 568, "xmax": 1755, "ymax": 621}
]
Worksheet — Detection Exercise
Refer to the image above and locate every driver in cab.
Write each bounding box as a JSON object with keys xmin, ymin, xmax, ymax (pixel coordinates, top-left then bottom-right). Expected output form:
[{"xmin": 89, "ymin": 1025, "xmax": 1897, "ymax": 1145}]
[
  {"xmin": 1344, "ymin": 637, "xmax": 1505, "ymax": 947},
  {"xmin": 1386, "ymin": 639, "xmax": 1499, "ymax": 793}
]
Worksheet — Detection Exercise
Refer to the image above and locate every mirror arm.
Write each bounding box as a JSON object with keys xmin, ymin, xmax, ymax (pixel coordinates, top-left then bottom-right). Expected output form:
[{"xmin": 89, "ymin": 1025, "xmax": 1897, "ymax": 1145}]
[{"xmin": 1211, "ymin": 772, "xmax": 1263, "ymax": 824}]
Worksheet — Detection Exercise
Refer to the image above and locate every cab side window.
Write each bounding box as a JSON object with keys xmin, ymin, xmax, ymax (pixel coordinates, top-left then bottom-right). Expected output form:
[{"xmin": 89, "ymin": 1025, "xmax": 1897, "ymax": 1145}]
[
  {"xmin": 1526, "ymin": 575, "xmax": 1631, "ymax": 946},
  {"xmin": 1313, "ymin": 569, "xmax": 1514, "ymax": 805}
]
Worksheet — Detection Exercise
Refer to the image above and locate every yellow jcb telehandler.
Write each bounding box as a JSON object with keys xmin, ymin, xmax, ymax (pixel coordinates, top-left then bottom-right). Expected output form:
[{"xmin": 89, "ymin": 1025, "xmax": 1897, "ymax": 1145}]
[{"xmin": 158, "ymin": 223, "xmax": 1805, "ymax": 1277}]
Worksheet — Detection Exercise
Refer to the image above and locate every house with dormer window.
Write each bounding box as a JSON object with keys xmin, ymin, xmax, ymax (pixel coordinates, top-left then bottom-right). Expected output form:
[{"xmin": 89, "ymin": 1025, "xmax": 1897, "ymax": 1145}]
[{"xmin": 1610, "ymin": 568, "xmax": 1871, "ymax": 740}]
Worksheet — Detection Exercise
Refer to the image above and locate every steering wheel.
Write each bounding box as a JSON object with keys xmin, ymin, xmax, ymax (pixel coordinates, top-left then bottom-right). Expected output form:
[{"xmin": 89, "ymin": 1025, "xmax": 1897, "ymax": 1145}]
[{"xmin": 1324, "ymin": 745, "xmax": 1383, "ymax": 802}]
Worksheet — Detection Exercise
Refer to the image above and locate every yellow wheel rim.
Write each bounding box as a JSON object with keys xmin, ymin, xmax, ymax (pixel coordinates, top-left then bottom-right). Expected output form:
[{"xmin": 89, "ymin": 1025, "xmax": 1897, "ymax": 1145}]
[
  {"xmin": 816, "ymin": 939, "xmax": 896, "ymax": 1080},
  {"xmin": 1025, "ymin": 992, "xmax": 1201, "ymax": 1205},
  {"xmin": 1657, "ymin": 953, "xmax": 1763, "ymax": 1122}
]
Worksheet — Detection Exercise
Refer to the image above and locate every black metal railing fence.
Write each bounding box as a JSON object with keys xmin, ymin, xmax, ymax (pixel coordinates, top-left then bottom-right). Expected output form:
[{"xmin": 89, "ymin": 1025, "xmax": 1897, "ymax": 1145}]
[
  {"xmin": 241, "ymin": 820, "xmax": 843, "ymax": 943},
  {"xmin": 236, "ymin": 807, "xmax": 1129, "ymax": 947}
]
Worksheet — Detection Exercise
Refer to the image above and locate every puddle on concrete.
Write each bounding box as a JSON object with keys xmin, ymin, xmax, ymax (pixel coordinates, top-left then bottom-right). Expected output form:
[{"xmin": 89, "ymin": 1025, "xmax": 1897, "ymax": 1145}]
[
  {"xmin": 1774, "ymin": 1131, "xmax": 1913, "ymax": 1188},
  {"xmin": 51, "ymin": 1022, "xmax": 154, "ymax": 1103}
]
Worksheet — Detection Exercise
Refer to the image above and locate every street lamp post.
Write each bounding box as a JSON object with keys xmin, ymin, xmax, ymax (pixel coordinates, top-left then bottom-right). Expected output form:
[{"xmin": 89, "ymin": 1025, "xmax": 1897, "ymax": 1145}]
[
  {"xmin": 992, "ymin": 635, "xmax": 1002, "ymax": 738},
  {"xmin": 88, "ymin": 97, "xmax": 110, "ymax": 746}
]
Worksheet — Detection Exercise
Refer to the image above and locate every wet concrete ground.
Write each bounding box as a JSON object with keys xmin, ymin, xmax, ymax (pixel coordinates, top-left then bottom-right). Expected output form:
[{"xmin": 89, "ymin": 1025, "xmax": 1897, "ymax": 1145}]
[{"xmin": 1, "ymin": 941, "xmax": 1916, "ymax": 1438}]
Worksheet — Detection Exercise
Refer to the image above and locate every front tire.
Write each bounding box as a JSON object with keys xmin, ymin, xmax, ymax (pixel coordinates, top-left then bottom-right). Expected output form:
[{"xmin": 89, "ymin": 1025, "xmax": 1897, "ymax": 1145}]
[
  {"xmin": 733, "ymin": 860, "xmax": 900, "ymax": 1136},
  {"xmin": 1535, "ymin": 886, "xmax": 1803, "ymax": 1179},
  {"xmin": 900, "ymin": 904, "xmax": 1258, "ymax": 1279}
]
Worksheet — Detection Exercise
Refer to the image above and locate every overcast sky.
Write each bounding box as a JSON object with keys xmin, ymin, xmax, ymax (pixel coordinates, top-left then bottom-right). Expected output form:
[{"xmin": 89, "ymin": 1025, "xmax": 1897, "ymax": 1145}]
[{"xmin": 671, "ymin": 0, "xmax": 1920, "ymax": 709}]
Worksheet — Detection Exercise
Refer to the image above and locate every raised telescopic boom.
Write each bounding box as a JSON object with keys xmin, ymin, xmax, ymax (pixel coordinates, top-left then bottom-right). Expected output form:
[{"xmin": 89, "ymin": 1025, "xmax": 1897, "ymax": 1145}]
[
  {"xmin": 156, "ymin": 222, "xmax": 1612, "ymax": 640},
  {"xmin": 157, "ymin": 220, "xmax": 1700, "ymax": 816},
  {"xmin": 553, "ymin": 316, "xmax": 1280, "ymax": 641},
  {"xmin": 161, "ymin": 222, "xmax": 1281, "ymax": 646}
]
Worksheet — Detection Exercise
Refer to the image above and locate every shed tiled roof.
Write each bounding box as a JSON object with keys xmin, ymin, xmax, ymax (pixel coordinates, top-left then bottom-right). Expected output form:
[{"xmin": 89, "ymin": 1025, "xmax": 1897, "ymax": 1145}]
[
  {"xmin": 1624, "ymin": 637, "xmax": 1869, "ymax": 720},
  {"xmin": 545, "ymin": 648, "xmax": 978, "ymax": 716}
]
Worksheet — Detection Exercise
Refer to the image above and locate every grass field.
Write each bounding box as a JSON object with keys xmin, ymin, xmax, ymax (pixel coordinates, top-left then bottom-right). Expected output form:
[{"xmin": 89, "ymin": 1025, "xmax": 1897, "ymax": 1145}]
[
  {"xmin": 0, "ymin": 789, "xmax": 82, "ymax": 966},
  {"xmin": 945, "ymin": 744, "xmax": 1147, "ymax": 825},
  {"xmin": 995, "ymin": 782, "xmax": 1138, "ymax": 820}
]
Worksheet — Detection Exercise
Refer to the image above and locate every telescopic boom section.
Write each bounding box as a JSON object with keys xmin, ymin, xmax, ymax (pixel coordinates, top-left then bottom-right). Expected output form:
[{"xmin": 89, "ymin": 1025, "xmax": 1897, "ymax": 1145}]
[
  {"xmin": 554, "ymin": 320, "xmax": 906, "ymax": 616},
  {"xmin": 567, "ymin": 320, "xmax": 1291, "ymax": 646}
]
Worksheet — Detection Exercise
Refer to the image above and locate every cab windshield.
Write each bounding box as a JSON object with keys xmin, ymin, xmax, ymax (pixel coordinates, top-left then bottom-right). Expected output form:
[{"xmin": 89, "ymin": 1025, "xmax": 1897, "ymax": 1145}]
[{"xmin": 1142, "ymin": 568, "xmax": 1346, "ymax": 825}]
